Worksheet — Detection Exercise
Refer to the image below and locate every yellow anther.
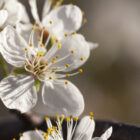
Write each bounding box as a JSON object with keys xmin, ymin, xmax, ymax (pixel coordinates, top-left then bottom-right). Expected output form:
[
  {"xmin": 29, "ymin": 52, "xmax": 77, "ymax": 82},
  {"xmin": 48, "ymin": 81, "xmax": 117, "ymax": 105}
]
[
  {"xmin": 40, "ymin": 43, "xmax": 45, "ymax": 48},
  {"xmin": 66, "ymin": 117, "xmax": 71, "ymax": 122},
  {"xmin": 65, "ymin": 64, "xmax": 70, "ymax": 68},
  {"xmin": 49, "ymin": 77, "xmax": 52, "ymax": 80},
  {"xmin": 37, "ymin": 51, "xmax": 45, "ymax": 57},
  {"xmin": 55, "ymin": 55, "xmax": 59, "ymax": 59},
  {"xmin": 78, "ymin": 69, "xmax": 83, "ymax": 73},
  {"xmin": 80, "ymin": 57, "xmax": 84, "ymax": 61},
  {"xmin": 73, "ymin": 117, "xmax": 79, "ymax": 121},
  {"xmin": 66, "ymin": 73, "xmax": 70, "ymax": 78},
  {"xmin": 49, "ymin": 20, "xmax": 52, "ymax": 24},
  {"xmin": 65, "ymin": 81, "xmax": 68, "ymax": 85},
  {"xmin": 12, "ymin": 138, "xmax": 16, "ymax": 140},
  {"xmin": 72, "ymin": 32, "xmax": 76, "ymax": 35},
  {"xmin": 89, "ymin": 112, "xmax": 94, "ymax": 119},
  {"xmin": 64, "ymin": 33, "xmax": 68, "ymax": 37},
  {"xmin": 70, "ymin": 50, "xmax": 74, "ymax": 54},
  {"xmin": 24, "ymin": 48, "xmax": 28, "ymax": 51},
  {"xmin": 29, "ymin": 44, "xmax": 33, "ymax": 47},
  {"xmin": 57, "ymin": 43, "xmax": 62, "ymax": 49},
  {"xmin": 51, "ymin": 58, "xmax": 56, "ymax": 63}
]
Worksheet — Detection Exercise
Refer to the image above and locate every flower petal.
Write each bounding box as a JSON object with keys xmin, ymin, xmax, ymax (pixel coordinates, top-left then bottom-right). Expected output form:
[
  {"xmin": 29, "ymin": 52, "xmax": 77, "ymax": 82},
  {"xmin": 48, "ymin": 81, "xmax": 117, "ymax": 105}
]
[
  {"xmin": 88, "ymin": 42, "xmax": 99, "ymax": 50},
  {"xmin": 0, "ymin": 26, "xmax": 27, "ymax": 67},
  {"xmin": 101, "ymin": 127, "xmax": 113, "ymax": 140},
  {"xmin": 42, "ymin": 4, "xmax": 83, "ymax": 40},
  {"xmin": 4, "ymin": 0, "xmax": 29, "ymax": 26},
  {"xmin": 0, "ymin": 10, "xmax": 8, "ymax": 27},
  {"xmin": 49, "ymin": 34, "xmax": 90, "ymax": 71},
  {"xmin": 73, "ymin": 116, "xmax": 95, "ymax": 140},
  {"xmin": 33, "ymin": 80, "xmax": 84, "ymax": 116},
  {"xmin": 20, "ymin": 130, "xmax": 44, "ymax": 140},
  {"xmin": 92, "ymin": 127, "xmax": 113, "ymax": 140},
  {"xmin": 29, "ymin": 0, "xmax": 40, "ymax": 23},
  {"xmin": 42, "ymin": 0, "xmax": 52, "ymax": 18},
  {"xmin": 0, "ymin": 75, "xmax": 37, "ymax": 113}
]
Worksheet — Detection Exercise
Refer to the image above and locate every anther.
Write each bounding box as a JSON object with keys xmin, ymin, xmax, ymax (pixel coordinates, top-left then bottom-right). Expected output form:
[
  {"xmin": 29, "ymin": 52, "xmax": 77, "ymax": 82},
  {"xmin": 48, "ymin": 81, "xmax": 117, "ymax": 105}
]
[
  {"xmin": 49, "ymin": 77, "xmax": 52, "ymax": 80},
  {"xmin": 49, "ymin": 20, "xmax": 52, "ymax": 24},
  {"xmin": 65, "ymin": 81, "xmax": 68, "ymax": 85},
  {"xmin": 66, "ymin": 117, "xmax": 70, "ymax": 122},
  {"xmin": 80, "ymin": 57, "xmax": 84, "ymax": 61},
  {"xmin": 65, "ymin": 64, "xmax": 70, "ymax": 68},
  {"xmin": 57, "ymin": 43, "xmax": 62, "ymax": 49},
  {"xmin": 64, "ymin": 33, "xmax": 68, "ymax": 37},
  {"xmin": 73, "ymin": 117, "xmax": 79, "ymax": 121},
  {"xmin": 78, "ymin": 69, "xmax": 83, "ymax": 73},
  {"xmin": 24, "ymin": 48, "xmax": 28, "ymax": 51},
  {"xmin": 89, "ymin": 112, "xmax": 94, "ymax": 119},
  {"xmin": 66, "ymin": 73, "xmax": 70, "ymax": 78},
  {"xmin": 70, "ymin": 50, "xmax": 74, "ymax": 54},
  {"xmin": 55, "ymin": 55, "xmax": 59, "ymax": 59},
  {"xmin": 51, "ymin": 58, "xmax": 56, "ymax": 63},
  {"xmin": 72, "ymin": 32, "xmax": 76, "ymax": 35}
]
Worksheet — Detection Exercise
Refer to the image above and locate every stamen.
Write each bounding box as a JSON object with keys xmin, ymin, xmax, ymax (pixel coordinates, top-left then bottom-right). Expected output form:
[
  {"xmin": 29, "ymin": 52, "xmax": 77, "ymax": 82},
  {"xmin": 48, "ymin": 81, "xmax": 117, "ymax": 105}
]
[
  {"xmin": 65, "ymin": 64, "xmax": 70, "ymax": 68},
  {"xmin": 39, "ymin": 27, "xmax": 45, "ymax": 47},
  {"xmin": 28, "ymin": 24, "xmax": 36, "ymax": 47},
  {"xmin": 78, "ymin": 69, "xmax": 83, "ymax": 73},
  {"xmin": 64, "ymin": 33, "xmax": 68, "ymax": 37},
  {"xmin": 65, "ymin": 81, "xmax": 68, "ymax": 85},
  {"xmin": 80, "ymin": 57, "xmax": 85, "ymax": 61},
  {"xmin": 57, "ymin": 42, "xmax": 62, "ymax": 49},
  {"xmin": 70, "ymin": 50, "xmax": 75, "ymax": 54},
  {"xmin": 49, "ymin": 20, "xmax": 53, "ymax": 24},
  {"xmin": 90, "ymin": 112, "xmax": 94, "ymax": 119}
]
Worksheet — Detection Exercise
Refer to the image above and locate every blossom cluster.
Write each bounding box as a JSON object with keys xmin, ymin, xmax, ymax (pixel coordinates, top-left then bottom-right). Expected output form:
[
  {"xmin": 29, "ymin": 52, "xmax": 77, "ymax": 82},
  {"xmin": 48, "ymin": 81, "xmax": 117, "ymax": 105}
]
[
  {"xmin": 0, "ymin": 0, "xmax": 112, "ymax": 139},
  {"xmin": 20, "ymin": 114, "xmax": 112, "ymax": 140}
]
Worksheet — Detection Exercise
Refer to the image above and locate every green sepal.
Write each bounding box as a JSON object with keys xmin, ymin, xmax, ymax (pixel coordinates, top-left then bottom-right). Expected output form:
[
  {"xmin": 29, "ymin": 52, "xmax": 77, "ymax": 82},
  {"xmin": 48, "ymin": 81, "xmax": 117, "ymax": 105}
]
[
  {"xmin": 0, "ymin": 55, "xmax": 9, "ymax": 78},
  {"xmin": 12, "ymin": 67, "xmax": 27, "ymax": 76},
  {"xmin": 34, "ymin": 79, "xmax": 41, "ymax": 92}
]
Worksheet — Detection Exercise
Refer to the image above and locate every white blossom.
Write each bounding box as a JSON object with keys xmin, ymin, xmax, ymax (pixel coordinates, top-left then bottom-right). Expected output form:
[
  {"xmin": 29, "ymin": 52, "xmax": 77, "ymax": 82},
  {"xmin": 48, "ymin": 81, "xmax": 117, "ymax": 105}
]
[
  {"xmin": 0, "ymin": 0, "xmax": 29, "ymax": 29},
  {"xmin": 17, "ymin": 0, "xmax": 98, "ymax": 50},
  {"xmin": 0, "ymin": 24, "xmax": 93, "ymax": 116},
  {"xmin": 19, "ymin": 115, "xmax": 113, "ymax": 140}
]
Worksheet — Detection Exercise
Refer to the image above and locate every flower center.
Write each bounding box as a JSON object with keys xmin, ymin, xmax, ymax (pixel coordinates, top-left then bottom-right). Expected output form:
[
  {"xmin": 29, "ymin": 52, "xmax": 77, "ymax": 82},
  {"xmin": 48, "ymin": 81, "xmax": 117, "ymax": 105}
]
[{"xmin": 23, "ymin": 25, "xmax": 84, "ymax": 83}]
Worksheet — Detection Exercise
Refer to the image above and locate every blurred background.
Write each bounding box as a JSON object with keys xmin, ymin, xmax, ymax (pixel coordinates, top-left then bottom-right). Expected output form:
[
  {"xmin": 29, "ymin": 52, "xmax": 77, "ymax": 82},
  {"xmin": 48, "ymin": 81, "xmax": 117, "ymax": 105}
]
[{"xmin": 0, "ymin": 0, "xmax": 140, "ymax": 125}]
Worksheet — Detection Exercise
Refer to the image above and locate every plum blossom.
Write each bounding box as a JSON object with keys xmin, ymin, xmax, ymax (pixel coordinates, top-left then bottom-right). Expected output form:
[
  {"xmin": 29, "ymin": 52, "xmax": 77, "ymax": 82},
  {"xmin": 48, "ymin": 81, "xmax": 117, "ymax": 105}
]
[
  {"xmin": 0, "ymin": 0, "xmax": 29, "ymax": 29},
  {"xmin": 17, "ymin": 0, "xmax": 97, "ymax": 49},
  {"xmin": 0, "ymin": 24, "xmax": 93, "ymax": 116},
  {"xmin": 19, "ymin": 114, "xmax": 113, "ymax": 140}
]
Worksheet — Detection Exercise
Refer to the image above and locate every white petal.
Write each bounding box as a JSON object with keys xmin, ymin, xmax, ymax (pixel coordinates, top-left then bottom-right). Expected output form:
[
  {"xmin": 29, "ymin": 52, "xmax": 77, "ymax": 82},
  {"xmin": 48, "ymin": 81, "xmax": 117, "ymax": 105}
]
[
  {"xmin": 0, "ymin": 10, "xmax": 8, "ymax": 27},
  {"xmin": 50, "ymin": 34, "xmax": 90, "ymax": 71},
  {"xmin": 73, "ymin": 116, "xmax": 95, "ymax": 140},
  {"xmin": 29, "ymin": 0, "xmax": 40, "ymax": 23},
  {"xmin": 42, "ymin": 0, "xmax": 52, "ymax": 18},
  {"xmin": 88, "ymin": 42, "xmax": 99, "ymax": 50},
  {"xmin": 0, "ymin": 26, "xmax": 27, "ymax": 67},
  {"xmin": 20, "ymin": 130, "xmax": 44, "ymax": 140},
  {"xmin": 4, "ymin": 0, "xmax": 29, "ymax": 26},
  {"xmin": 42, "ymin": 5, "xmax": 83, "ymax": 40},
  {"xmin": 0, "ymin": 75, "xmax": 37, "ymax": 113},
  {"xmin": 33, "ymin": 80, "xmax": 84, "ymax": 116},
  {"xmin": 101, "ymin": 127, "xmax": 113, "ymax": 140},
  {"xmin": 16, "ymin": 22, "xmax": 32, "ymax": 42}
]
